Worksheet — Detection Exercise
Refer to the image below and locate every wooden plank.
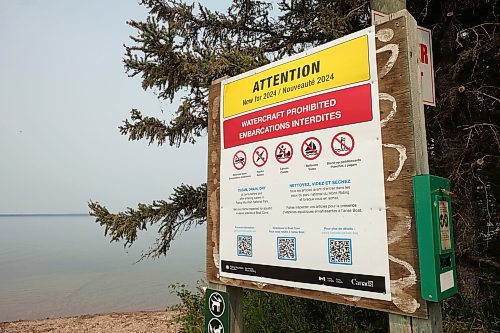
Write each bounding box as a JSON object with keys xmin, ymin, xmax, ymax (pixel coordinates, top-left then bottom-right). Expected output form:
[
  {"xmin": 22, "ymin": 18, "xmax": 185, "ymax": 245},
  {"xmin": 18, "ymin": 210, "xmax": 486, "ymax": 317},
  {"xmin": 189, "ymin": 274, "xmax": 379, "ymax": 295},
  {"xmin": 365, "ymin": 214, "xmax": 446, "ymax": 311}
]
[
  {"xmin": 375, "ymin": 11, "xmax": 427, "ymax": 318},
  {"xmin": 390, "ymin": 302, "xmax": 443, "ymax": 332},
  {"xmin": 207, "ymin": 11, "xmax": 429, "ymax": 319},
  {"xmin": 207, "ymin": 75, "xmax": 225, "ymax": 285},
  {"xmin": 411, "ymin": 302, "xmax": 443, "ymax": 332},
  {"xmin": 389, "ymin": 314, "xmax": 412, "ymax": 333},
  {"xmin": 207, "ymin": 77, "xmax": 244, "ymax": 333},
  {"xmin": 380, "ymin": 9, "xmax": 442, "ymax": 332}
]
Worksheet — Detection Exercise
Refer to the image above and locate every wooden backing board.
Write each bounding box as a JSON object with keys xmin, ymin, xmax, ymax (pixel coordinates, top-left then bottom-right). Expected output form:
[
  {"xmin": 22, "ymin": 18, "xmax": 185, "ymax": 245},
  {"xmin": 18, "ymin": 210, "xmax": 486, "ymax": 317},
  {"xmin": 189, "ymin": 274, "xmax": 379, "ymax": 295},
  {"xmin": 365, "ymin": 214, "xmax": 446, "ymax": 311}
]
[{"xmin": 207, "ymin": 11, "xmax": 429, "ymax": 318}]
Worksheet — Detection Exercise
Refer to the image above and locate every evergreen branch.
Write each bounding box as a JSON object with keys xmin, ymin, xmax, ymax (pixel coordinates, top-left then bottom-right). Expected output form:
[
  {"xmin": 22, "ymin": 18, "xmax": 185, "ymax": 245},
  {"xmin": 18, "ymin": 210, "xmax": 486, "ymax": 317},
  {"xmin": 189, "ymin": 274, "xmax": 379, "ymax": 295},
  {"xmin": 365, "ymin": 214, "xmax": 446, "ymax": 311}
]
[
  {"xmin": 164, "ymin": 99, "xmax": 208, "ymax": 146},
  {"xmin": 119, "ymin": 99, "xmax": 208, "ymax": 147},
  {"xmin": 89, "ymin": 183, "xmax": 207, "ymax": 259},
  {"xmin": 119, "ymin": 109, "xmax": 168, "ymax": 146}
]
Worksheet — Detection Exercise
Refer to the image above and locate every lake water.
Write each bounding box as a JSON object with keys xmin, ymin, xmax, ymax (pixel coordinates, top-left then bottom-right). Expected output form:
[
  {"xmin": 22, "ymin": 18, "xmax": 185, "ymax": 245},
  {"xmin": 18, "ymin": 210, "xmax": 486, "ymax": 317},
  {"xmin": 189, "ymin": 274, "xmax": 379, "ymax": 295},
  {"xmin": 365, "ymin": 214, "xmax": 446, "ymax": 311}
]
[{"xmin": 0, "ymin": 215, "xmax": 205, "ymax": 322}]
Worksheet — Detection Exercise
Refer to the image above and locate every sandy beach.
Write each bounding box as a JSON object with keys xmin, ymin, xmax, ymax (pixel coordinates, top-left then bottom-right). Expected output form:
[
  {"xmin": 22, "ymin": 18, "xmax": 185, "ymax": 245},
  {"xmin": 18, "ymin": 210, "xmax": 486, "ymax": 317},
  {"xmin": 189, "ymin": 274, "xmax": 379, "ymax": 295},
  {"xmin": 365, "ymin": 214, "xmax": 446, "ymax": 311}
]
[{"xmin": 0, "ymin": 310, "xmax": 183, "ymax": 333}]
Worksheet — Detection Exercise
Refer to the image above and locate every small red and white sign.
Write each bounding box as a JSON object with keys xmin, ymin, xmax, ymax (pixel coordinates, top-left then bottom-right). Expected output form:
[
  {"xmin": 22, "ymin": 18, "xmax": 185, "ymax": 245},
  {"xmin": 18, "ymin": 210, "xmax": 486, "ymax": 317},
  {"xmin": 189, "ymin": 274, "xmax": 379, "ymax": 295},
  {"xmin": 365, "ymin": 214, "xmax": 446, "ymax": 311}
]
[
  {"xmin": 275, "ymin": 142, "xmax": 293, "ymax": 164},
  {"xmin": 233, "ymin": 150, "xmax": 246, "ymax": 170},
  {"xmin": 331, "ymin": 132, "xmax": 355, "ymax": 156},
  {"xmin": 253, "ymin": 146, "xmax": 268, "ymax": 167},
  {"xmin": 419, "ymin": 27, "xmax": 436, "ymax": 106},
  {"xmin": 301, "ymin": 137, "xmax": 322, "ymax": 160},
  {"xmin": 371, "ymin": 10, "xmax": 436, "ymax": 106}
]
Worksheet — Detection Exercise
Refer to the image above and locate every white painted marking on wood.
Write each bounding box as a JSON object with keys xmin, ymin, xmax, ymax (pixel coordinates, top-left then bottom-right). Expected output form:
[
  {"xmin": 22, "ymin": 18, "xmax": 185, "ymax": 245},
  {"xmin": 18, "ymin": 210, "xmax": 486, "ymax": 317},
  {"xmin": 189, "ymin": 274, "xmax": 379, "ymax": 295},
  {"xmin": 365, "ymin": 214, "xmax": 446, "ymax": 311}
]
[
  {"xmin": 212, "ymin": 97, "xmax": 220, "ymax": 120},
  {"xmin": 219, "ymin": 277, "xmax": 241, "ymax": 286},
  {"xmin": 376, "ymin": 28, "xmax": 399, "ymax": 79},
  {"xmin": 376, "ymin": 44, "xmax": 399, "ymax": 78},
  {"xmin": 382, "ymin": 144, "xmax": 407, "ymax": 181},
  {"xmin": 389, "ymin": 255, "xmax": 420, "ymax": 313},
  {"xmin": 376, "ymin": 28, "xmax": 394, "ymax": 42},
  {"xmin": 387, "ymin": 208, "xmax": 418, "ymax": 313},
  {"xmin": 251, "ymin": 282, "xmax": 268, "ymax": 289},
  {"xmin": 210, "ymin": 189, "xmax": 220, "ymax": 269},
  {"xmin": 387, "ymin": 207, "xmax": 412, "ymax": 245},
  {"xmin": 213, "ymin": 247, "xmax": 220, "ymax": 269},
  {"xmin": 380, "ymin": 93, "xmax": 397, "ymax": 127}
]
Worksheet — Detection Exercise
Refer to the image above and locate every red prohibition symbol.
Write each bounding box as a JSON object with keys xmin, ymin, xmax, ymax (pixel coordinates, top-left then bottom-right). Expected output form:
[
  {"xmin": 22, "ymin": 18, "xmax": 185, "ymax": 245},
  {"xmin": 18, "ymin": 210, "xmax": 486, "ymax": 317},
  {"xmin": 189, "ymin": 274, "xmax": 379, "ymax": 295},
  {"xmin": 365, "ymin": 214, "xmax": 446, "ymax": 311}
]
[
  {"xmin": 301, "ymin": 137, "xmax": 322, "ymax": 160},
  {"xmin": 275, "ymin": 142, "xmax": 293, "ymax": 164},
  {"xmin": 233, "ymin": 150, "xmax": 247, "ymax": 170},
  {"xmin": 253, "ymin": 146, "xmax": 268, "ymax": 167},
  {"xmin": 331, "ymin": 132, "xmax": 355, "ymax": 156}
]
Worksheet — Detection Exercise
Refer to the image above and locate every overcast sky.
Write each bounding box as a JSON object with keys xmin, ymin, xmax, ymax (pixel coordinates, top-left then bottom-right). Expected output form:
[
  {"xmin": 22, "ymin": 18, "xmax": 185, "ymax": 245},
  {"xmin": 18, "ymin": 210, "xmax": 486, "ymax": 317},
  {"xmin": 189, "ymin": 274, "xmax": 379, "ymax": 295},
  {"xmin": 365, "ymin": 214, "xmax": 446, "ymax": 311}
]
[{"xmin": 0, "ymin": 1, "xmax": 232, "ymax": 214}]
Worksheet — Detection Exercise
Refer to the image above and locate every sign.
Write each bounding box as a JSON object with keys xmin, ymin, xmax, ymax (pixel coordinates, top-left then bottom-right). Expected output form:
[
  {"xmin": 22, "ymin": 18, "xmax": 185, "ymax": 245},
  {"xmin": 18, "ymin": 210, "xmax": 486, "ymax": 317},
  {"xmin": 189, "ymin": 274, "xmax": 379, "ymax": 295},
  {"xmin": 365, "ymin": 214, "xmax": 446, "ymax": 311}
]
[
  {"xmin": 253, "ymin": 146, "xmax": 268, "ymax": 167},
  {"xmin": 372, "ymin": 10, "xmax": 436, "ymax": 106},
  {"xmin": 223, "ymin": 35, "xmax": 370, "ymax": 118},
  {"xmin": 232, "ymin": 151, "xmax": 246, "ymax": 170},
  {"xmin": 419, "ymin": 26, "xmax": 436, "ymax": 106},
  {"xmin": 331, "ymin": 132, "xmax": 355, "ymax": 156},
  {"xmin": 301, "ymin": 137, "xmax": 322, "ymax": 160},
  {"xmin": 205, "ymin": 289, "xmax": 229, "ymax": 333},
  {"xmin": 218, "ymin": 27, "xmax": 391, "ymax": 301},
  {"xmin": 438, "ymin": 200, "xmax": 451, "ymax": 251},
  {"xmin": 210, "ymin": 13, "xmax": 433, "ymax": 318},
  {"xmin": 275, "ymin": 142, "xmax": 293, "ymax": 164}
]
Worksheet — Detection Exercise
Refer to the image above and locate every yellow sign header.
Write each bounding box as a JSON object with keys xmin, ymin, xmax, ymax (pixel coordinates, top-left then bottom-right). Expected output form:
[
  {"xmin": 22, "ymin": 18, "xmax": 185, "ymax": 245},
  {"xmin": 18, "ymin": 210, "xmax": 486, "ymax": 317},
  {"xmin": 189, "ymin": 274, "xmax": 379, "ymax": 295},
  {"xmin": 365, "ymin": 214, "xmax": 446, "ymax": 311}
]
[{"xmin": 223, "ymin": 35, "xmax": 370, "ymax": 118}]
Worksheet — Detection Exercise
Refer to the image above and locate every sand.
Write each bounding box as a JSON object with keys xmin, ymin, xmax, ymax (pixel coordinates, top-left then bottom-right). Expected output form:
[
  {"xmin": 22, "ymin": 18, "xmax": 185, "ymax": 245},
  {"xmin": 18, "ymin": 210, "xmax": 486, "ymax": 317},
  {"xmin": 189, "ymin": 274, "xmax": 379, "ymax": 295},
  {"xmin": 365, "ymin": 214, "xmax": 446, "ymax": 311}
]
[{"xmin": 0, "ymin": 310, "xmax": 183, "ymax": 333}]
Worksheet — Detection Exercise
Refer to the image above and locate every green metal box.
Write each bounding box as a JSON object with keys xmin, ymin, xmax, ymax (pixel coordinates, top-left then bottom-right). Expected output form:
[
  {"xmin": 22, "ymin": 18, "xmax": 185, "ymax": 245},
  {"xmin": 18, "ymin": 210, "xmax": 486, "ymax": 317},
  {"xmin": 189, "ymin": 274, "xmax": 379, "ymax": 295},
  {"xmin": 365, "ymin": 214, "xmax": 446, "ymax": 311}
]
[{"xmin": 413, "ymin": 175, "xmax": 458, "ymax": 302}]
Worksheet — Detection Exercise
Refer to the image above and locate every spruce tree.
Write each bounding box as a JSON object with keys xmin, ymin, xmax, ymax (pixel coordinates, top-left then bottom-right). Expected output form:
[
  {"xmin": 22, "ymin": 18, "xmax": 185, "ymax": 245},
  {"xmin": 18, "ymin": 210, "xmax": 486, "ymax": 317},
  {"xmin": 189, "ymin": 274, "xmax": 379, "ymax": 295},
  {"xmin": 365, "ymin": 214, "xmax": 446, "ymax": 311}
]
[{"xmin": 89, "ymin": 0, "xmax": 369, "ymax": 258}]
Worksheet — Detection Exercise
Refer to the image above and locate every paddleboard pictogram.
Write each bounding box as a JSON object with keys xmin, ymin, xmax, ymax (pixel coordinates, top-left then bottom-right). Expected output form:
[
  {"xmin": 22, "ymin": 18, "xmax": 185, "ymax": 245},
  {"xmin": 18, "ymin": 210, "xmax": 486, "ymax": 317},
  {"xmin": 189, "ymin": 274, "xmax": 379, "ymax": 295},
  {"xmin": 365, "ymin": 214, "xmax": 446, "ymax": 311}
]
[
  {"xmin": 253, "ymin": 146, "xmax": 268, "ymax": 167},
  {"xmin": 301, "ymin": 137, "xmax": 322, "ymax": 160},
  {"xmin": 233, "ymin": 150, "xmax": 247, "ymax": 170},
  {"xmin": 331, "ymin": 132, "xmax": 355, "ymax": 156},
  {"xmin": 275, "ymin": 142, "xmax": 293, "ymax": 164}
]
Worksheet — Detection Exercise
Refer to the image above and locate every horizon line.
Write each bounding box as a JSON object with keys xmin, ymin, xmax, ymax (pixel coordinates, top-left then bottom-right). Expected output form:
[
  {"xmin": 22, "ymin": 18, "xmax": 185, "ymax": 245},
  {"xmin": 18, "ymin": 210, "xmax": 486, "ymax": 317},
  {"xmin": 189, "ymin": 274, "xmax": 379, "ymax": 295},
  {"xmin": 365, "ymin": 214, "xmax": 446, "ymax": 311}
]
[{"xmin": 0, "ymin": 213, "xmax": 90, "ymax": 217}]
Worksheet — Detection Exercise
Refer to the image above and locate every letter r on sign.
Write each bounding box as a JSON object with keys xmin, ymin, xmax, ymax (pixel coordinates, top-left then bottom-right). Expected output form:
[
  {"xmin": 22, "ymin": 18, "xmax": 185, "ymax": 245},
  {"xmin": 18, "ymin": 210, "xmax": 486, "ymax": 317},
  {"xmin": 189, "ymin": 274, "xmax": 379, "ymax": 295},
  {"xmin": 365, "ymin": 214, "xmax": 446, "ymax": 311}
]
[{"xmin": 420, "ymin": 44, "xmax": 429, "ymax": 64}]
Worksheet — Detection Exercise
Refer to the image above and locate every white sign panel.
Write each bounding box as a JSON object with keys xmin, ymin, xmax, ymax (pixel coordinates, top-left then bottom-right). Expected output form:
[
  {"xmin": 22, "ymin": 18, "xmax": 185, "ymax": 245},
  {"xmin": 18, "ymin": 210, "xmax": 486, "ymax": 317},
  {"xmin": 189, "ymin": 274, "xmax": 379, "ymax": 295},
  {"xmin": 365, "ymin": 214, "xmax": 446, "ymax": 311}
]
[
  {"xmin": 219, "ymin": 27, "xmax": 391, "ymax": 301},
  {"xmin": 372, "ymin": 11, "xmax": 436, "ymax": 106}
]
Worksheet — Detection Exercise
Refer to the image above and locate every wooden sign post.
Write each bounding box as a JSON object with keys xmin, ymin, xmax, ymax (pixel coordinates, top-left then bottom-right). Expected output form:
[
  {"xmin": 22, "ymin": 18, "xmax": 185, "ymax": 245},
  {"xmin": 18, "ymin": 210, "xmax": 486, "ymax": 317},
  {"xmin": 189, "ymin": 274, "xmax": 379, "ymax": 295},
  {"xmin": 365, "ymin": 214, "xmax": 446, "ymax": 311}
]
[
  {"xmin": 370, "ymin": 1, "xmax": 443, "ymax": 332},
  {"xmin": 207, "ymin": 10, "xmax": 442, "ymax": 333},
  {"xmin": 207, "ymin": 76, "xmax": 244, "ymax": 333}
]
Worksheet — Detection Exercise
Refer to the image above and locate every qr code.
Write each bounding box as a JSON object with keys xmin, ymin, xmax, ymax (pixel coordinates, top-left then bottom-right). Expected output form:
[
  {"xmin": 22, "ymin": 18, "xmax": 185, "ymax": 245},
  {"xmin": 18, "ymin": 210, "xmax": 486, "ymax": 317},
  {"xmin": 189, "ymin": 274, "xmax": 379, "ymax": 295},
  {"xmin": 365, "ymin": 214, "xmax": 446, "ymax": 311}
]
[
  {"xmin": 328, "ymin": 238, "xmax": 352, "ymax": 265},
  {"xmin": 277, "ymin": 237, "xmax": 296, "ymax": 261},
  {"xmin": 237, "ymin": 235, "xmax": 252, "ymax": 257}
]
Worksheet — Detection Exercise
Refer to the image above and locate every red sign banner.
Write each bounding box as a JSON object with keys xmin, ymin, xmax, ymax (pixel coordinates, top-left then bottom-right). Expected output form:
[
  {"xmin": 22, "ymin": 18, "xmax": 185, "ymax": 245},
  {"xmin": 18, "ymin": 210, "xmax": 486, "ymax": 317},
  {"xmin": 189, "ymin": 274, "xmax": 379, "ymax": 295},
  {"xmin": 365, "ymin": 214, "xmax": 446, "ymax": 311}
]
[{"xmin": 223, "ymin": 84, "xmax": 373, "ymax": 148}]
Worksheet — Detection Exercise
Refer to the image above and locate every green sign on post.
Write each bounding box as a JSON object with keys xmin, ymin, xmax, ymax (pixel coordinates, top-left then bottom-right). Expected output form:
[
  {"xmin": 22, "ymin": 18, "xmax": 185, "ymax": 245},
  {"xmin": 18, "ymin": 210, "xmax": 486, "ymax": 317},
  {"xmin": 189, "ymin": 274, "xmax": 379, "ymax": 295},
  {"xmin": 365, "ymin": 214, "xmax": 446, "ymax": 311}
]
[{"xmin": 205, "ymin": 288, "xmax": 230, "ymax": 333}]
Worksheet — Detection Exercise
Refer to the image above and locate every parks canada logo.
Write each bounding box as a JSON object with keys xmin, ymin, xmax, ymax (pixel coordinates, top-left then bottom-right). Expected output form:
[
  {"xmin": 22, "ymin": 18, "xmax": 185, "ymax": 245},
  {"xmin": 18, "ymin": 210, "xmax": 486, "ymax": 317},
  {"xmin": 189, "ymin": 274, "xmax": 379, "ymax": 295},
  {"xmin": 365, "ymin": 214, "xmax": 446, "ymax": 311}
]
[{"xmin": 351, "ymin": 278, "xmax": 374, "ymax": 288}]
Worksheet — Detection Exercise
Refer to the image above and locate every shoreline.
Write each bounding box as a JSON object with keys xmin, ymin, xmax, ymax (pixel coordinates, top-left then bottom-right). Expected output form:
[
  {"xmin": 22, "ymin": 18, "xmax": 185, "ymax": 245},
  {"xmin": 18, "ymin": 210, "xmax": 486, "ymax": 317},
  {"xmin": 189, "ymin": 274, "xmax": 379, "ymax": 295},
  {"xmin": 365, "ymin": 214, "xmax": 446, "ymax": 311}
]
[{"xmin": 0, "ymin": 309, "xmax": 183, "ymax": 333}]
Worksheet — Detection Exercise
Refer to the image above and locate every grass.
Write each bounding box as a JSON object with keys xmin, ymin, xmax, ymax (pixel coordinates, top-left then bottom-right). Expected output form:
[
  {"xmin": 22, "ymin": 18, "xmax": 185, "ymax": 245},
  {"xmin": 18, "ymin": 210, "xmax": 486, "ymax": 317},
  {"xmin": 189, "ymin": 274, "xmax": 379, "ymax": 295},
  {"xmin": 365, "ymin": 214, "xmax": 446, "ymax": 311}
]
[{"xmin": 169, "ymin": 282, "xmax": 499, "ymax": 332}]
